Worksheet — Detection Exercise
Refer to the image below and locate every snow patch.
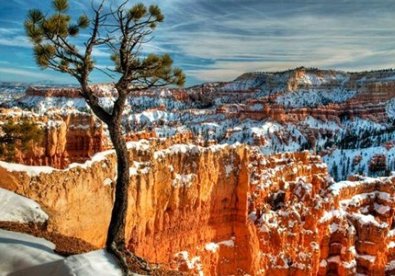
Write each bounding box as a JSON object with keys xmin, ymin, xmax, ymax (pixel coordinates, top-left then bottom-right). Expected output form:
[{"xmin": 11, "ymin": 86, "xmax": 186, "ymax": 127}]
[
  {"xmin": 0, "ymin": 161, "xmax": 56, "ymax": 177},
  {"xmin": 0, "ymin": 229, "xmax": 122, "ymax": 276},
  {"xmin": 172, "ymin": 173, "xmax": 196, "ymax": 188},
  {"xmin": 0, "ymin": 188, "xmax": 48, "ymax": 224}
]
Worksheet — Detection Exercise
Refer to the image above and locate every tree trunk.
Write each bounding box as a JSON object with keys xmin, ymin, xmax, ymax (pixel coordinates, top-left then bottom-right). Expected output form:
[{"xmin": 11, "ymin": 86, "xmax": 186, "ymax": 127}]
[{"xmin": 106, "ymin": 122, "xmax": 131, "ymax": 272}]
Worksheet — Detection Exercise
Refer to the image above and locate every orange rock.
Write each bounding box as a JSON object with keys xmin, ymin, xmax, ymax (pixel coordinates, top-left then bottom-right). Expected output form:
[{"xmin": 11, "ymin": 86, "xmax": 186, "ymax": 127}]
[{"xmin": 1, "ymin": 137, "xmax": 395, "ymax": 275}]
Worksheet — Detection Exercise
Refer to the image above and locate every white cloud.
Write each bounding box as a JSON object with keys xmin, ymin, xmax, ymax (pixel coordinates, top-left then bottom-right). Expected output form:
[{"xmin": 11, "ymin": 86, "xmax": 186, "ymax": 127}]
[
  {"xmin": 0, "ymin": 36, "xmax": 29, "ymax": 48},
  {"xmin": 0, "ymin": 67, "xmax": 68, "ymax": 82}
]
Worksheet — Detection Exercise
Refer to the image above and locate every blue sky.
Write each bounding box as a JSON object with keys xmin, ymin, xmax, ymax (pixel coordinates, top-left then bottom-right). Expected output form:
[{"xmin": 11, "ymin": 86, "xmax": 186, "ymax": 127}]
[{"xmin": 0, "ymin": 0, "xmax": 395, "ymax": 86}]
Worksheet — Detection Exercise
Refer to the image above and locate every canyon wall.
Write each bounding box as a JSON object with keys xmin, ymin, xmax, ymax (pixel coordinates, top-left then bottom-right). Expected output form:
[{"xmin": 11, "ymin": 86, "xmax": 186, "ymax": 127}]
[
  {"xmin": 0, "ymin": 139, "xmax": 254, "ymax": 275},
  {"xmin": 1, "ymin": 138, "xmax": 395, "ymax": 275},
  {"xmin": 0, "ymin": 109, "xmax": 107, "ymax": 168}
]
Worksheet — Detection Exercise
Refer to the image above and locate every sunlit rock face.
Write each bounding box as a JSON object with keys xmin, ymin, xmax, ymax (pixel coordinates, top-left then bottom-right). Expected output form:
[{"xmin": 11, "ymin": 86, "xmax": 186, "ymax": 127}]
[
  {"xmin": 0, "ymin": 108, "xmax": 107, "ymax": 168},
  {"xmin": 2, "ymin": 138, "xmax": 395, "ymax": 275}
]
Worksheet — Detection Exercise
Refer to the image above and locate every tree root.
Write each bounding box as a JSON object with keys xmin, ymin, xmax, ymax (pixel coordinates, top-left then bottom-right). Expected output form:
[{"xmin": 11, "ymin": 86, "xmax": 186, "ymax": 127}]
[{"xmin": 107, "ymin": 241, "xmax": 151, "ymax": 275}]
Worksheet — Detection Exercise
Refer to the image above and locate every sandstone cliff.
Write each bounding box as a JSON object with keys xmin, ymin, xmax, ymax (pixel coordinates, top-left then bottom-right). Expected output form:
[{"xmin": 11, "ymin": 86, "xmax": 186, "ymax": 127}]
[
  {"xmin": 1, "ymin": 138, "xmax": 395, "ymax": 275},
  {"xmin": 0, "ymin": 109, "xmax": 107, "ymax": 168}
]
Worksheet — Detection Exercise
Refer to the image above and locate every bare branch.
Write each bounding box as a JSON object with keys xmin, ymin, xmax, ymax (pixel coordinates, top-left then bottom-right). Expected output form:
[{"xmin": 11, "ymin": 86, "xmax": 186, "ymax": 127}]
[{"xmin": 95, "ymin": 66, "xmax": 116, "ymax": 79}]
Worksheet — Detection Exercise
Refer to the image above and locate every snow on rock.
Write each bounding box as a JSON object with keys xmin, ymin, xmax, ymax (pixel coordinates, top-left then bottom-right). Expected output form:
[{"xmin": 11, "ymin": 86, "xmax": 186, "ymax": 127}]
[
  {"xmin": 386, "ymin": 98, "xmax": 395, "ymax": 120},
  {"xmin": 0, "ymin": 188, "xmax": 48, "ymax": 223},
  {"xmin": 225, "ymin": 164, "xmax": 234, "ymax": 177},
  {"xmin": 12, "ymin": 96, "xmax": 90, "ymax": 114},
  {"xmin": 154, "ymin": 144, "xmax": 200, "ymax": 160},
  {"xmin": 0, "ymin": 139, "xmax": 151, "ymax": 177},
  {"xmin": 296, "ymin": 71, "xmax": 348, "ymax": 87},
  {"xmin": 0, "ymin": 229, "xmax": 123, "ymax": 276},
  {"xmin": 204, "ymin": 242, "xmax": 219, "ymax": 252},
  {"xmin": 0, "ymin": 161, "xmax": 56, "ymax": 177},
  {"xmin": 126, "ymin": 140, "xmax": 151, "ymax": 151},
  {"xmin": 343, "ymin": 259, "xmax": 357, "ymax": 269},
  {"xmin": 374, "ymin": 202, "xmax": 390, "ymax": 215},
  {"xmin": 103, "ymin": 178, "xmax": 113, "ymax": 186},
  {"xmin": 128, "ymin": 110, "xmax": 178, "ymax": 125},
  {"xmin": 352, "ymin": 213, "xmax": 388, "ymax": 228},
  {"xmin": 328, "ymin": 177, "xmax": 381, "ymax": 196},
  {"xmin": 129, "ymin": 161, "xmax": 151, "ymax": 176},
  {"xmin": 276, "ymin": 88, "xmax": 356, "ymax": 108},
  {"xmin": 327, "ymin": 255, "xmax": 341, "ymax": 264},
  {"xmin": 174, "ymin": 251, "xmax": 203, "ymax": 275},
  {"xmin": 319, "ymin": 259, "xmax": 327, "ymax": 267},
  {"xmin": 204, "ymin": 238, "xmax": 236, "ymax": 253},
  {"xmin": 357, "ymin": 254, "xmax": 376, "ymax": 263},
  {"xmin": 172, "ymin": 173, "xmax": 196, "ymax": 188},
  {"xmin": 318, "ymin": 210, "xmax": 347, "ymax": 223},
  {"xmin": 340, "ymin": 192, "xmax": 393, "ymax": 208},
  {"xmin": 386, "ymin": 260, "xmax": 395, "ymax": 271},
  {"xmin": 218, "ymin": 238, "xmax": 235, "ymax": 247},
  {"xmin": 329, "ymin": 223, "xmax": 338, "ymax": 234}
]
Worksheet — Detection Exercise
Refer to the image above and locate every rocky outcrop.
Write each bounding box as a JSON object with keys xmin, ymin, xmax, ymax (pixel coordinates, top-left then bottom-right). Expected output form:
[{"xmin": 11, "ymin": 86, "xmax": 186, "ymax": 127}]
[
  {"xmin": 0, "ymin": 109, "xmax": 107, "ymax": 168},
  {"xmin": 217, "ymin": 96, "xmax": 389, "ymax": 123},
  {"xmin": 0, "ymin": 139, "xmax": 252, "ymax": 274},
  {"xmin": 25, "ymin": 85, "xmax": 116, "ymax": 98},
  {"xmin": 215, "ymin": 67, "xmax": 395, "ymax": 123},
  {"xmin": 1, "ymin": 138, "xmax": 395, "ymax": 275},
  {"xmin": 369, "ymin": 154, "xmax": 387, "ymax": 173}
]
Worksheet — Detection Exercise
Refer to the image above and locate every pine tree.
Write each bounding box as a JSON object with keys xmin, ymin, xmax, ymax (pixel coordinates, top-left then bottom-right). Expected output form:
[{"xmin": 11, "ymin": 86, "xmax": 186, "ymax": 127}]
[
  {"xmin": 24, "ymin": 0, "xmax": 184, "ymax": 274},
  {"xmin": 332, "ymin": 162, "xmax": 338, "ymax": 181},
  {"xmin": 341, "ymin": 162, "xmax": 346, "ymax": 180},
  {"xmin": 0, "ymin": 119, "xmax": 43, "ymax": 162}
]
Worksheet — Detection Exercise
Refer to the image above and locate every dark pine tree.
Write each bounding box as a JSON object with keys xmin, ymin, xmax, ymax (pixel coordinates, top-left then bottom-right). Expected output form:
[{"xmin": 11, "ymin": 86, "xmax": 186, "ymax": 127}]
[{"xmin": 0, "ymin": 119, "xmax": 43, "ymax": 162}]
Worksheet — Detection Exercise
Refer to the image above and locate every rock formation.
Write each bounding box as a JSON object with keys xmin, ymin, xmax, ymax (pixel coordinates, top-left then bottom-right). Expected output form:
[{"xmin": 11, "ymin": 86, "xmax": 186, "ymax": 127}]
[
  {"xmin": 0, "ymin": 108, "xmax": 107, "ymax": 168},
  {"xmin": 1, "ymin": 138, "xmax": 395, "ymax": 275}
]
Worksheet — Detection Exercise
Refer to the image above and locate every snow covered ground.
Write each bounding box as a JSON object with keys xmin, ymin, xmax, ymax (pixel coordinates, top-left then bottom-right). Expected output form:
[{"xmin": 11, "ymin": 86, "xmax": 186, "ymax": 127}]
[
  {"xmin": 0, "ymin": 188, "xmax": 48, "ymax": 224},
  {"xmin": 323, "ymin": 145, "xmax": 395, "ymax": 181},
  {"xmin": 0, "ymin": 229, "xmax": 123, "ymax": 276},
  {"xmin": 0, "ymin": 186, "xmax": 127, "ymax": 275},
  {"xmin": 276, "ymin": 89, "xmax": 356, "ymax": 108}
]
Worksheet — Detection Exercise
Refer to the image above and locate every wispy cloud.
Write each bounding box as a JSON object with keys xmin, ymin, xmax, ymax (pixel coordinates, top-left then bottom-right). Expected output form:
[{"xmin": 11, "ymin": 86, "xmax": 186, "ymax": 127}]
[
  {"xmin": 1, "ymin": 0, "xmax": 395, "ymax": 85},
  {"xmin": 149, "ymin": 0, "xmax": 395, "ymax": 82},
  {"xmin": 0, "ymin": 67, "xmax": 69, "ymax": 82}
]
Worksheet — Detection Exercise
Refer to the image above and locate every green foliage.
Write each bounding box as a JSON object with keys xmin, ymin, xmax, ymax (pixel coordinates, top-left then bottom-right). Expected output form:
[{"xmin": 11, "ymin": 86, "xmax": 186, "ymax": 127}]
[
  {"xmin": 0, "ymin": 119, "xmax": 44, "ymax": 162},
  {"xmin": 59, "ymin": 59, "xmax": 70, "ymax": 72},
  {"xmin": 34, "ymin": 44, "xmax": 56, "ymax": 68},
  {"xmin": 27, "ymin": 9, "xmax": 44, "ymax": 24},
  {"xmin": 77, "ymin": 15, "xmax": 89, "ymax": 29},
  {"xmin": 173, "ymin": 68, "xmax": 186, "ymax": 86},
  {"xmin": 25, "ymin": 22, "xmax": 44, "ymax": 43},
  {"xmin": 52, "ymin": 0, "xmax": 68, "ymax": 12},
  {"xmin": 68, "ymin": 24, "xmax": 80, "ymax": 36},
  {"xmin": 128, "ymin": 3, "xmax": 147, "ymax": 20},
  {"xmin": 149, "ymin": 5, "xmax": 164, "ymax": 22},
  {"xmin": 42, "ymin": 14, "xmax": 71, "ymax": 37},
  {"xmin": 111, "ymin": 52, "xmax": 185, "ymax": 87},
  {"xmin": 128, "ymin": 4, "xmax": 164, "ymax": 28}
]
